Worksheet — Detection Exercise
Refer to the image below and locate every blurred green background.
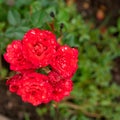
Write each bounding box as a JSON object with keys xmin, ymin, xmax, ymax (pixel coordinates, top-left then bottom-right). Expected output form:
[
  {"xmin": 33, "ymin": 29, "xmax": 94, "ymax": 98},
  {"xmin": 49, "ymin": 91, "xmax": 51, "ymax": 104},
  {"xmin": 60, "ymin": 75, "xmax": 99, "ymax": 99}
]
[{"xmin": 0, "ymin": 0, "xmax": 120, "ymax": 120}]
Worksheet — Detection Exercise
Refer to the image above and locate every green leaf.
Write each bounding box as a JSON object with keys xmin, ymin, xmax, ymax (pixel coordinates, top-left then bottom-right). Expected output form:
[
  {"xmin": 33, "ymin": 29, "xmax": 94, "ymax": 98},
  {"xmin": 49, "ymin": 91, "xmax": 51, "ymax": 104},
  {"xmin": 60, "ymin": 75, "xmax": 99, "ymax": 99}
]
[
  {"xmin": 79, "ymin": 34, "xmax": 90, "ymax": 42},
  {"xmin": 109, "ymin": 26, "xmax": 117, "ymax": 34},
  {"xmin": 70, "ymin": 116, "xmax": 77, "ymax": 120},
  {"xmin": 31, "ymin": 11, "xmax": 49, "ymax": 27},
  {"xmin": 15, "ymin": 0, "xmax": 32, "ymax": 8},
  {"xmin": 0, "ymin": 67, "xmax": 8, "ymax": 80},
  {"xmin": 117, "ymin": 18, "xmax": 120, "ymax": 31},
  {"xmin": 100, "ymin": 100, "xmax": 111, "ymax": 106},
  {"xmin": 36, "ymin": 108, "xmax": 47, "ymax": 116},
  {"xmin": 0, "ymin": 22, "xmax": 5, "ymax": 31},
  {"xmin": 7, "ymin": 10, "xmax": 21, "ymax": 26},
  {"xmin": 0, "ymin": 0, "xmax": 3, "ymax": 4},
  {"xmin": 57, "ymin": 9, "xmax": 70, "ymax": 21},
  {"xmin": 24, "ymin": 113, "xmax": 30, "ymax": 120},
  {"xmin": 5, "ymin": 26, "xmax": 27, "ymax": 39}
]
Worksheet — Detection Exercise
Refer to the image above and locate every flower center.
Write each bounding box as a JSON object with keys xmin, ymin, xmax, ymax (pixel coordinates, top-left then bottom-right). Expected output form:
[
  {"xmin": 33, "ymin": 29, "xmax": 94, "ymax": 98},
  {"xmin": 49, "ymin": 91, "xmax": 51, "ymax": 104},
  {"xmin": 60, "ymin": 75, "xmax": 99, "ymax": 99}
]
[{"xmin": 34, "ymin": 43, "xmax": 46, "ymax": 56}]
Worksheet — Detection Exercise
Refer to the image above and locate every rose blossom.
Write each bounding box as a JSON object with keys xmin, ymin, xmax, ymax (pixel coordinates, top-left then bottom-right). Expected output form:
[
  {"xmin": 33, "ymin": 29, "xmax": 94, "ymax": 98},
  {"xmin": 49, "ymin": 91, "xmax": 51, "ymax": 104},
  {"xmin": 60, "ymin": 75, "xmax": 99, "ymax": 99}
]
[
  {"xmin": 6, "ymin": 73, "xmax": 23, "ymax": 93},
  {"xmin": 48, "ymin": 71, "xmax": 62, "ymax": 84},
  {"xmin": 4, "ymin": 28, "xmax": 79, "ymax": 105},
  {"xmin": 22, "ymin": 28, "xmax": 58, "ymax": 68},
  {"xmin": 50, "ymin": 45, "xmax": 78, "ymax": 79},
  {"xmin": 7, "ymin": 72, "xmax": 53, "ymax": 106},
  {"xmin": 48, "ymin": 71, "xmax": 73, "ymax": 101},
  {"xmin": 4, "ymin": 40, "xmax": 36, "ymax": 71}
]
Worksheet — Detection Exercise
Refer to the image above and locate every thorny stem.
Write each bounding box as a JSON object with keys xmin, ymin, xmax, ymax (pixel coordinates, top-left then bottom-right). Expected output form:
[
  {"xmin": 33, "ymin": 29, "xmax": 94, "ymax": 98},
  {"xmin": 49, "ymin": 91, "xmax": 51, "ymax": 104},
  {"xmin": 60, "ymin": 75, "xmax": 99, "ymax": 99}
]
[
  {"xmin": 57, "ymin": 36, "xmax": 63, "ymax": 45},
  {"xmin": 60, "ymin": 23, "xmax": 64, "ymax": 35},
  {"xmin": 49, "ymin": 22, "xmax": 55, "ymax": 33},
  {"xmin": 49, "ymin": 12, "xmax": 56, "ymax": 33},
  {"xmin": 61, "ymin": 101, "xmax": 102, "ymax": 118},
  {"xmin": 53, "ymin": 102, "xmax": 60, "ymax": 120}
]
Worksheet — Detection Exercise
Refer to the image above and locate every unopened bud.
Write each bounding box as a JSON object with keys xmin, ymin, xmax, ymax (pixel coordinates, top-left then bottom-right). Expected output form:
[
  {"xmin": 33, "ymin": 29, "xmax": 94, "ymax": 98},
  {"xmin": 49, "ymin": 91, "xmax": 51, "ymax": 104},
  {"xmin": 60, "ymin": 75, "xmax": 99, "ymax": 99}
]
[
  {"xmin": 50, "ymin": 12, "xmax": 55, "ymax": 18},
  {"xmin": 60, "ymin": 23, "xmax": 64, "ymax": 29}
]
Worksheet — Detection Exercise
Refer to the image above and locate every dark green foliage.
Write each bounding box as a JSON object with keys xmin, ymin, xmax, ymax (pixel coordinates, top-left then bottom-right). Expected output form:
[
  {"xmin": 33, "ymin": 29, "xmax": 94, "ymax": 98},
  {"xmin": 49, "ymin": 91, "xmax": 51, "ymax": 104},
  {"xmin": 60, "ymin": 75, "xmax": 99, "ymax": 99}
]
[{"xmin": 0, "ymin": 0, "xmax": 120, "ymax": 120}]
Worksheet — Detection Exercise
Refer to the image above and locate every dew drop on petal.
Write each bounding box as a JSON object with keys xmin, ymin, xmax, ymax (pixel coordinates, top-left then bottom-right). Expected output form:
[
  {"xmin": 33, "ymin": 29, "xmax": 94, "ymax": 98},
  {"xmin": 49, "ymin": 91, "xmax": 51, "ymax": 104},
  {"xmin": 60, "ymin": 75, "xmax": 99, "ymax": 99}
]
[
  {"xmin": 61, "ymin": 48, "xmax": 65, "ymax": 52},
  {"xmin": 31, "ymin": 30, "xmax": 36, "ymax": 35},
  {"xmin": 64, "ymin": 47, "xmax": 68, "ymax": 50},
  {"xmin": 13, "ymin": 44, "xmax": 18, "ymax": 49},
  {"xmin": 40, "ymin": 83, "xmax": 43, "ymax": 86},
  {"xmin": 42, "ymin": 95, "xmax": 45, "ymax": 99},
  {"xmin": 40, "ymin": 33, "xmax": 43, "ymax": 36},
  {"xmin": 64, "ymin": 91, "xmax": 69, "ymax": 95}
]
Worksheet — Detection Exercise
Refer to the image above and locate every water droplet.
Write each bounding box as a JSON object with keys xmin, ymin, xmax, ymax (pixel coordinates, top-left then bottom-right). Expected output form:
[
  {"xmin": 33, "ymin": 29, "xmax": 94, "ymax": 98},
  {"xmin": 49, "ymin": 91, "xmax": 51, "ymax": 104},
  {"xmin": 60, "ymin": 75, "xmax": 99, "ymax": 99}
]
[
  {"xmin": 64, "ymin": 47, "xmax": 68, "ymax": 50},
  {"xmin": 61, "ymin": 48, "xmax": 65, "ymax": 52},
  {"xmin": 40, "ymin": 33, "xmax": 43, "ymax": 36},
  {"xmin": 31, "ymin": 30, "xmax": 36, "ymax": 35},
  {"xmin": 42, "ymin": 96, "xmax": 45, "ymax": 99}
]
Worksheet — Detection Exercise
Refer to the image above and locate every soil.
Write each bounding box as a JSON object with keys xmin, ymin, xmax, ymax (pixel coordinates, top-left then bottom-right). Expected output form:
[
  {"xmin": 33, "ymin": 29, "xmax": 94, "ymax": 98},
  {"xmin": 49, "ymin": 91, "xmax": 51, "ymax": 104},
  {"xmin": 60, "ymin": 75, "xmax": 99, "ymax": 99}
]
[
  {"xmin": 112, "ymin": 58, "xmax": 120, "ymax": 85},
  {"xmin": 0, "ymin": 0, "xmax": 120, "ymax": 120},
  {"xmin": 0, "ymin": 80, "xmax": 42, "ymax": 120},
  {"xmin": 0, "ymin": 80, "xmax": 53, "ymax": 120},
  {"xmin": 76, "ymin": 0, "xmax": 120, "ymax": 26}
]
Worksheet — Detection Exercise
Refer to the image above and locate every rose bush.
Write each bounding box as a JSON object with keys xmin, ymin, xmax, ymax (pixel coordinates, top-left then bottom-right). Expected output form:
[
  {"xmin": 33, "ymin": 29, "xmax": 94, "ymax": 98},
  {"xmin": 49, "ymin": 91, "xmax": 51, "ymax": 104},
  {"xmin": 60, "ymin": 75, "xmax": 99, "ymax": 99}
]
[{"xmin": 4, "ymin": 28, "xmax": 78, "ymax": 106}]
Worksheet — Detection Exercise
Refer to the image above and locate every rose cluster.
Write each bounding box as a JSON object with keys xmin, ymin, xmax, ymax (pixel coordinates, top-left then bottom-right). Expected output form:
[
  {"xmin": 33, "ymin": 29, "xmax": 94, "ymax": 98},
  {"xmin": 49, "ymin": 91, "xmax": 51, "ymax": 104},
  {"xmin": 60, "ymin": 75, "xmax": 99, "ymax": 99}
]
[{"xmin": 4, "ymin": 28, "xmax": 78, "ymax": 106}]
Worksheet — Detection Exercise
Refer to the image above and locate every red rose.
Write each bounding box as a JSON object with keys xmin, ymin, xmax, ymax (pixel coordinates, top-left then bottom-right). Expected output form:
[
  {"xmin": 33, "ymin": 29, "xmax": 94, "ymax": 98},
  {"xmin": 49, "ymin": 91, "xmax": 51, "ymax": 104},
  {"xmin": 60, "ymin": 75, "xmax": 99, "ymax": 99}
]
[
  {"xmin": 48, "ymin": 71, "xmax": 62, "ymax": 84},
  {"xmin": 17, "ymin": 72, "xmax": 53, "ymax": 106},
  {"xmin": 22, "ymin": 28, "xmax": 58, "ymax": 68},
  {"xmin": 6, "ymin": 73, "xmax": 23, "ymax": 93},
  {"xmin": 4, "ymin": 40, "xmax": 36, "ymax": 71},
  {"xmin": 4, "ymin": 28, "xmax": 78, "ymax": 105},
  {"xmin": 52, "ymin": 79, "xmax": 73, "ymax": 102},
  {"xmin": 48, "ymin": 71, "xmax": 73, "ymax": 101},
  {"xmin": 50, "ymin": 45, "xmax": 78, "ymax": 78}
]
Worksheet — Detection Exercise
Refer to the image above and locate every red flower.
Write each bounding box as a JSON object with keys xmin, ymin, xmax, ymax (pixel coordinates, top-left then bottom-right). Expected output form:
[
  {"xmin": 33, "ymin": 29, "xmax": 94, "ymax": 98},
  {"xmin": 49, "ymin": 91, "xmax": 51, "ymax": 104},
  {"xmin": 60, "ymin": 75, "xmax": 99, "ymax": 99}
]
[
  {"xmin": 7, "ymin": 72, "xmax": 53, "ymax": 106},
  {"xmin": 50, "ymin": 45, "xmax": 78, "ymax": 78},
  {"xmin": 22, "ymin": 28, "xmax": 58, "ymax": 67},
  {"xmin": 4, "ymin": 28, "xmax": 78, "ymax": 105},
  {"xmin": 4, "ymin": 40, "xmax": 36, "ymax": 71},
  {"xmin": 6, "ymin": 73, "xmax": 23, "ymax": 93},
  {"xmin": 48, "ymin": 71, "xmax": 62, "ymax": 84},
  {"xmin": 52, "ymin": 79, "xmax": 73, "ymax": 102},
  {"xmin": 48, "ymin": 71, "xmax": 73, "ymax": 101}
]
